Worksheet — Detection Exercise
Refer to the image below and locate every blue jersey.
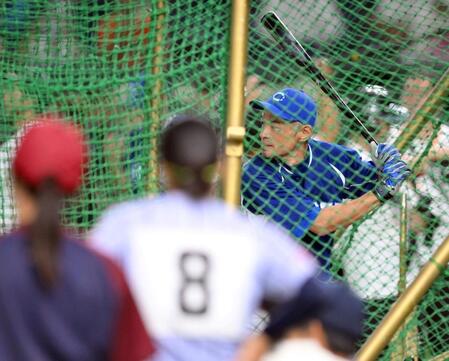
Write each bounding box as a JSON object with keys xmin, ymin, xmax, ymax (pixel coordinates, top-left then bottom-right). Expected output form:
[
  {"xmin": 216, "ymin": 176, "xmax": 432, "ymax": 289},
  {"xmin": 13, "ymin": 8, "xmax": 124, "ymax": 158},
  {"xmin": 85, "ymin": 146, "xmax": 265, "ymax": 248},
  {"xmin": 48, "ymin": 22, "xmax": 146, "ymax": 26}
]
[{"xmin": 242, "ymin": 139, "xmax": 378, "ymax": 265}]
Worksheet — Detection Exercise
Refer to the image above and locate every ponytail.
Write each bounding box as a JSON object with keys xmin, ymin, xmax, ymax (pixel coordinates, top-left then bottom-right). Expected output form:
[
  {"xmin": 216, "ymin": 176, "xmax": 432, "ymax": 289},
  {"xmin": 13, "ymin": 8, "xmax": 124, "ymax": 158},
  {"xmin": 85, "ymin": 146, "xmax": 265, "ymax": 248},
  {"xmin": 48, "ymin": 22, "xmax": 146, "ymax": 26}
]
[{"xmin": 28, "ymin": 178, "xmax": 62, "ymax": 289}]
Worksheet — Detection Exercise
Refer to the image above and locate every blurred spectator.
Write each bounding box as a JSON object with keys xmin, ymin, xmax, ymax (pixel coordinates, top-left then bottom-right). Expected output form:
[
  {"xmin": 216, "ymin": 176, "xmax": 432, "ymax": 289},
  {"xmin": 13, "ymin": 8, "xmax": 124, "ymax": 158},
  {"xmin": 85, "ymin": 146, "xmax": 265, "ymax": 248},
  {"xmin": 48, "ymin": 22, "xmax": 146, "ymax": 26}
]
[
  {"xmin": 256, "ymin": 1, "xmax": 343, "ymax": 46},
  {"xmin": 97, "ymin": 0, "xmax": 151, "ymax": 72},
  {"xmin": 340, "ymin": 78, "xmax": 449, "ymax": 354},
  {"xmin": 338, "ymin": 84, "xmax": 420, "ymax": 339},
  {"xmin": 21, "ymin": 1, "xmax": 85, "ymax": 68},
  {"xmin": 0, "ymin": 0, "xmax": 42, "ymax": 55},
  {"xmin": 236, "ymin": 281, "xmax": 364, "ymax": 361},
  {"xmin": 107, "ymin": 75, "xmax": 148, "ymax": 196},
  {"xmin": 398, "ymin": 76, "xmax": 449, "ymax": 357},
  {"xmin": 68, "ymin": 73, "xmax": 150, "ymax": 208},
  {"xmin": 0, "ymin": 79, "xmax": 39, "ymax": 234},
  {"xmin": 0, "ymin": 118, "xmax": 153, "ymax": 360},
  {"xmin": 410, "ymin": 126, "xmax": 449, "ymax": 357}
]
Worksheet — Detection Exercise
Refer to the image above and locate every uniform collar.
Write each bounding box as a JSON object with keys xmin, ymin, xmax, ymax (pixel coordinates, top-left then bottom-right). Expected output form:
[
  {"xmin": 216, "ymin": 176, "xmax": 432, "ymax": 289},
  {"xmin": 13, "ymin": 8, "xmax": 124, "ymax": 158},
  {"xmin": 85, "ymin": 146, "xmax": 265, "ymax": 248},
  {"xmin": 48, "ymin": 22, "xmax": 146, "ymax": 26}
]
[{"xmin": 279, "ymin": 142, "xmax": 313, "ymax": 175}]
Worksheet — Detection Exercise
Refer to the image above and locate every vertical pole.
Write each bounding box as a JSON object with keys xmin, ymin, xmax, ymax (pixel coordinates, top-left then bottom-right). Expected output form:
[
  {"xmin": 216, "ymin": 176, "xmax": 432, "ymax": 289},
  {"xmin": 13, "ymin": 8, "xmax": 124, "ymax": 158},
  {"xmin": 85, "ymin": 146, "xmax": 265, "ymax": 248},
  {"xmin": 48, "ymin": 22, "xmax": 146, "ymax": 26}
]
[
  {"xmin": 396, "ymin": 192, "xmax": 419, "ymax": 360},
  {"xmin": 223, "ymin": 0, "xmax": 250, "ymax": 206},
  {"xmin": 398, "ymin": 192, "xmax": 408, "ymax": 294},
  {"xmin": 148, "ymin": 0, "xmax": 165, "ymax": 193}
]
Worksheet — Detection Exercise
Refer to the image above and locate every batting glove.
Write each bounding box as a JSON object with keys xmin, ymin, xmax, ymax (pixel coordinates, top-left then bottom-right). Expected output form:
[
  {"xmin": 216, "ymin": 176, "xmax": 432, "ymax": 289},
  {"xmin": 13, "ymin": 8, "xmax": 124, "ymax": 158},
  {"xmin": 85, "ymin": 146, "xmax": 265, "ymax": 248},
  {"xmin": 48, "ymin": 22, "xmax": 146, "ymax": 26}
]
[
  {"xmin": 371, "ymin": 143, "xmax": 401, "ymax": 169},
  {"xmin": 373, "ymin": 159, "xmax": 412, "ymax": 202}
]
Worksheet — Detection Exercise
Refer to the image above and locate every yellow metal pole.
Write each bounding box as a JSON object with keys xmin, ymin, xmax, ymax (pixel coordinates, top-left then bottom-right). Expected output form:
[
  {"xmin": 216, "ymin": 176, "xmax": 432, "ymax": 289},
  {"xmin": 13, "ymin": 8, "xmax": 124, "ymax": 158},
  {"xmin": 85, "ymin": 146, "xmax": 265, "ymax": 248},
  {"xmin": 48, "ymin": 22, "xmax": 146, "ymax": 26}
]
[
  {"xmin": 357, "ymin": 234, "xmax": 449, "ymax": 361},
  {"xmin": 148, "ymin": 0, "xmax": 165, "ymax": 193},
  {"xmin": 396, "ymin": 192, "xmax": 408, "ymax": 360},
  {"xmin": 398, "ymin": 192, "xmax": 408, "ymax": 294},
  {"xmin": 395, "ymin": 192, "xmax": 419, "ymax": 360},
  {"xmin": 223, "ymin": 0, "xmax": 250, "ymax": 206}
]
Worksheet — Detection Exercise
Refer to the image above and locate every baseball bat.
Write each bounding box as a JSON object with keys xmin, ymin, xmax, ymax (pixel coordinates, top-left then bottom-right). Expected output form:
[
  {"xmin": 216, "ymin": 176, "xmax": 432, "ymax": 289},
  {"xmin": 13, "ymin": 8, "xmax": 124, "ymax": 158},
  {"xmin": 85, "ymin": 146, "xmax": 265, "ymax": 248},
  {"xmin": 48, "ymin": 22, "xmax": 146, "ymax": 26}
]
[{"xmin": 261, "ymin": 11, "xmax": 378, "ymax": 147}]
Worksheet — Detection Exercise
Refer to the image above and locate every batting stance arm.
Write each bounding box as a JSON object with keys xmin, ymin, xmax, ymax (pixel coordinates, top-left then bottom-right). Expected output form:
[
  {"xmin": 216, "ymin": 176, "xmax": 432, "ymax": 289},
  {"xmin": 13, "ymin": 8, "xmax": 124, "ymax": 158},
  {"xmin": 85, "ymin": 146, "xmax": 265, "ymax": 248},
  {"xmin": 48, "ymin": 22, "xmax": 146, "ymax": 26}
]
[
  {"xmin": 310, "ymin": 192, "xmax": 380, "ymax": 236},
  {"xmin": 311, "ymin": 153, "xmax": 411, "ymax": 235}
]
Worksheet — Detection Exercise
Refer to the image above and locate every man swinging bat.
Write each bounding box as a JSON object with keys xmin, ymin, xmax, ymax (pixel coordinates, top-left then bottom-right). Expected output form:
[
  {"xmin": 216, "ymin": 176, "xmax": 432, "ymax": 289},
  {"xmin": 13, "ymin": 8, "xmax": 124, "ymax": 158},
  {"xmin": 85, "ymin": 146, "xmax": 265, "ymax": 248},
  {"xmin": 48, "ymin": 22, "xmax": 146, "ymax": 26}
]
[{"xmin": 241, "ymin": 88, "xmax": 411, "ymax": 270}]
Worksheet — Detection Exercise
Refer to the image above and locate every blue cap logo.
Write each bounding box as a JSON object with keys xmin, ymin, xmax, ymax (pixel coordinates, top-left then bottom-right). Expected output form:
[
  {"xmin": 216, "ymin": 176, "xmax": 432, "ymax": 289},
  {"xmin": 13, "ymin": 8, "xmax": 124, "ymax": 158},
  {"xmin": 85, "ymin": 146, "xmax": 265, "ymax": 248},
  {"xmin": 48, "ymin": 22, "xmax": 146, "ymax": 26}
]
[
  {"xmin": 251, "ymin": 88, "xmax": 317, "ymax": 127},
  {"xmin": 272, "ymin": 91, "xmax": 286, "ymax": 102}
]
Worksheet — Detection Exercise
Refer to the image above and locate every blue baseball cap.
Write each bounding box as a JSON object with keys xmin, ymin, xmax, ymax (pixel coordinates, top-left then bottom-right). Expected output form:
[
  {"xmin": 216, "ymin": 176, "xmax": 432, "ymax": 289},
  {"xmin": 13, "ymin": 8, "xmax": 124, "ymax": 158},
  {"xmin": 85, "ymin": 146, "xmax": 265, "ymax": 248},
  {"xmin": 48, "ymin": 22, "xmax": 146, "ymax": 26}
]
[
  {"xmin": 251, "ymin": 88, "xmax": 317, "ymax": 127},
  {"xmin": 265, "ymin": 280, "xmax": 364, "ymax": 342},
  {"xmin": 317, "ymin": 282, "xmax": 364, "ymax": 340}
]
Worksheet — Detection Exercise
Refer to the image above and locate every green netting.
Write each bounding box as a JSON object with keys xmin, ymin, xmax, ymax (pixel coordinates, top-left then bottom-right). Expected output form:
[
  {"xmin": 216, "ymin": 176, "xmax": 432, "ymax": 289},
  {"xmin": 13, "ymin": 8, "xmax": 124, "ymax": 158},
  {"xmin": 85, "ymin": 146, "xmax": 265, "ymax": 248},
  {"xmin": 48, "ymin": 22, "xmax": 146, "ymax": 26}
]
[
  {"xmin": 1, "ymin": 0, "xmax": 449, "ymax": 359},
  {"xmin": 0, "ymin": 0, "xmax": 230, "ymax": 232}
]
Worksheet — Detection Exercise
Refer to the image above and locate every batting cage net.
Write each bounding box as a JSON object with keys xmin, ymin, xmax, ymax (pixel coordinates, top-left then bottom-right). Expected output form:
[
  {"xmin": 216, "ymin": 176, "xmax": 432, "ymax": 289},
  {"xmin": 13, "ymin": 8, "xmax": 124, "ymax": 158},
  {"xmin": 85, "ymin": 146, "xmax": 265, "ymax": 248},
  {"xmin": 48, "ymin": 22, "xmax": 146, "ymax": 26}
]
[{"xmin": 1, "ymin": 0, "xmax": 449, "ymax": 359}]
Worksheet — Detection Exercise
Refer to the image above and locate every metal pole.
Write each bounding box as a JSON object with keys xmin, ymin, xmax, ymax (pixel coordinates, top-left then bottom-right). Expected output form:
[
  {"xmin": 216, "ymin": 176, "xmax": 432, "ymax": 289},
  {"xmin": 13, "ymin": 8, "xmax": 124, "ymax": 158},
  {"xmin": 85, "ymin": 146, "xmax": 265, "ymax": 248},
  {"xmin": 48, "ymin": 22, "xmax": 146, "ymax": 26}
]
[
  {"xmin": 397, "ymin": 192, "xmax": 408, "ymax": 360},
  {"xmin": 395, "ymin": 193, "xmax": 419, "ymax": 360},
  {"xmin": 223, "ymin": 0, "xmax": 250, "ymax": 206},
  {"xmin": 148, "ymin": 0, "xmax": 165, "ymax": 193},
  {"xmin": 398, "ymin": 192, "xmax": 408, "ymax": 294},
  {"xmin": 398, "ymin": 191, "xmax": 407, "ymax": 360},
  {"xmin": 357, "ymin": 234, "xmax": 449, "ymax": 361}
]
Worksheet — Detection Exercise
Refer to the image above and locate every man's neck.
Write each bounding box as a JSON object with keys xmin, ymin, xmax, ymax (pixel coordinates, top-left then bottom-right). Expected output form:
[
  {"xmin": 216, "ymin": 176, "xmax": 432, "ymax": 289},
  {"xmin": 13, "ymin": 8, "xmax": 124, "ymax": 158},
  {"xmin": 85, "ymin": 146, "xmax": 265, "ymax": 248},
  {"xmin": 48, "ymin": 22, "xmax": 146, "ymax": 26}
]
[{"xmin": 281, "ymin": 141, "xmax": 309, "ymax": 166}]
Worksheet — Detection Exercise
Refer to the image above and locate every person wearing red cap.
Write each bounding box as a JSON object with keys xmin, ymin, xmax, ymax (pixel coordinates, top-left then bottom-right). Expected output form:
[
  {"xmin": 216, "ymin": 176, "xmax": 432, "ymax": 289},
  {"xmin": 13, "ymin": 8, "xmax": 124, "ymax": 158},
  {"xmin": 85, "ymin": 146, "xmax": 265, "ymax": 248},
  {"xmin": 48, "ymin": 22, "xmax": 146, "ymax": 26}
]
[{"xmin": 0, "ymin": 117, "xmax": 154, "ymax": 361}]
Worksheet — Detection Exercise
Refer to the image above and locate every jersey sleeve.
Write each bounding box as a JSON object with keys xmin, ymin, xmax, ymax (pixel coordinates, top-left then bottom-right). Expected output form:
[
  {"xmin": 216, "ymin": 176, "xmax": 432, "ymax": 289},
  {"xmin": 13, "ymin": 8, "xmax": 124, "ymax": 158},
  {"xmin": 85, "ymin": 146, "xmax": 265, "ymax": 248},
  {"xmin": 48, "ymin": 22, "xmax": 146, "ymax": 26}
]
[
  {"xmin": 101, "ymin": 255, "xmax": 155, "ymax": 361},
  {"xmin": 333, "ymin": 146, "xmax": 378, "ymax": 199},
  {"xmin": 242, "ymin": 158, "xmax": 320, "ymax": 239},
  {"xmin": 254, "ymin": 219, "xmax": 318, "ymax": 302}
]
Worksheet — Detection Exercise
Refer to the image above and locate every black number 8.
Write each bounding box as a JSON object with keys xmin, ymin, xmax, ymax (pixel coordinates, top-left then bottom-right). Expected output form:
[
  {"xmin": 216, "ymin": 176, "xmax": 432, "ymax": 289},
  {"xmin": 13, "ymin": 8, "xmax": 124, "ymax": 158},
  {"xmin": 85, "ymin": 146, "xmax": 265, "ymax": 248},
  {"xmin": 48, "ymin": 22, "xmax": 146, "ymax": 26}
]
[{"xmin": 179, "ymin": 252, "xmax": 209, "ymax": 314}]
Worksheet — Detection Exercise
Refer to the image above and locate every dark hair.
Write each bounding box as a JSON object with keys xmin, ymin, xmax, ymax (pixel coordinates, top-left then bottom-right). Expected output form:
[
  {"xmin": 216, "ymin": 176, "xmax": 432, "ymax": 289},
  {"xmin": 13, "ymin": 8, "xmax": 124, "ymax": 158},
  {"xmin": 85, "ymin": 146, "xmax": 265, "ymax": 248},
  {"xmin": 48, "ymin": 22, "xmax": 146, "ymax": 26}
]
[
  {"xmin": 161, "ymin": 116, "xmax": 219, "ymax": 198},
  {"xmin": 27, "ymin": 178, "xmax": 62, "ymax": 289},
  {"xmin": 322, "ymin": 323, "xmax": 360, "ymax": 356}
]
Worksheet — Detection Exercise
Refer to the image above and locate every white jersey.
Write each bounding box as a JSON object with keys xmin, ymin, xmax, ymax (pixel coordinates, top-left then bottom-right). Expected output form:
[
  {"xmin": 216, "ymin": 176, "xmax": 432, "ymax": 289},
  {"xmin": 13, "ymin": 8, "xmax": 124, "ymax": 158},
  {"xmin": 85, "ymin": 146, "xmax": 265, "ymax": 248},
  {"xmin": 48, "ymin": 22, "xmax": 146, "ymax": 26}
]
[
  {"xmin": 412, "ymin": 125, "xmax": 449, "ymax": 263},
  {"xmin": 340, "ymin": 138, "xmax": 420, "ymax": 299},
  {"xmin": 91, "ymin": 191, "xmax": 317, "ymax": 361}
]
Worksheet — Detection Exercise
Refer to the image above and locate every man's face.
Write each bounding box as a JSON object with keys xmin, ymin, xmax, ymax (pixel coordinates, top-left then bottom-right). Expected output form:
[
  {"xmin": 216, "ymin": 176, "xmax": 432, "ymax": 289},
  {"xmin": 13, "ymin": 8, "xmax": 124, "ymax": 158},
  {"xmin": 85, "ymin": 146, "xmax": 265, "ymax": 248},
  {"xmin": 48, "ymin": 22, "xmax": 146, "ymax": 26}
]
[{"xmin": 259, "ymin": 112, "xmax": 301, "ymax": 158}]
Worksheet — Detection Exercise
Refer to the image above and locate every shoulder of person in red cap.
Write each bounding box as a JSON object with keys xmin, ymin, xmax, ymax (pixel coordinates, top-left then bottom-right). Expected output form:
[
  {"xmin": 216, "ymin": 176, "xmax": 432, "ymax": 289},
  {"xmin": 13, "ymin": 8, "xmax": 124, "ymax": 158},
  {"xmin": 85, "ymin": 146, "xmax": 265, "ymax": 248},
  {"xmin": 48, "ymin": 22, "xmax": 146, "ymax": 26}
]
[{"xmin": 0, "ymin": 231, "xmax": 154, "ymax": 360}]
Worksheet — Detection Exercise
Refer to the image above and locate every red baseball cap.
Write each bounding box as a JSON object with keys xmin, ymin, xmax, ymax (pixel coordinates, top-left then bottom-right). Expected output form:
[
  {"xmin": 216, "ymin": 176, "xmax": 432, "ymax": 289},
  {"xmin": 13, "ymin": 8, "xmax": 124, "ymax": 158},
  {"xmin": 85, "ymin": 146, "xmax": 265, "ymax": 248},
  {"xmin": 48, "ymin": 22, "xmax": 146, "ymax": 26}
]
[{"xmin": 13, "ymin": 117, "xmax": 88, "ymax": 194}]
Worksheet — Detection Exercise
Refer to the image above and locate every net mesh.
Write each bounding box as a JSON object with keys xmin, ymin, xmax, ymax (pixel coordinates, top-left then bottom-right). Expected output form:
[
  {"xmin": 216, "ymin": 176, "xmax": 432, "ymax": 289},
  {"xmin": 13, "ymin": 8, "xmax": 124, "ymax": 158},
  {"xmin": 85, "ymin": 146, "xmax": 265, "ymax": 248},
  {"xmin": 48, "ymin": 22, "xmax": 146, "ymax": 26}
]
[{"xmin": 1, "ymin": 0, "xmax": 449, "ymax": 359}]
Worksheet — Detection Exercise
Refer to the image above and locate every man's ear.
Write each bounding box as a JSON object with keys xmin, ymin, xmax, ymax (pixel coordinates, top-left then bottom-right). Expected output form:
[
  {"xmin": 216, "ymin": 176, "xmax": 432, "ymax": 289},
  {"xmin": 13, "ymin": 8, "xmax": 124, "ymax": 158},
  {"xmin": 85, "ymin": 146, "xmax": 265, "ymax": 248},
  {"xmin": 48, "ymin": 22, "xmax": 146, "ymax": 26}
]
[{"xmin": 296, "ymin": 124, "xmax": 313, "ymax": 142}]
